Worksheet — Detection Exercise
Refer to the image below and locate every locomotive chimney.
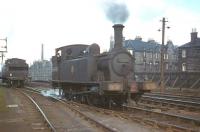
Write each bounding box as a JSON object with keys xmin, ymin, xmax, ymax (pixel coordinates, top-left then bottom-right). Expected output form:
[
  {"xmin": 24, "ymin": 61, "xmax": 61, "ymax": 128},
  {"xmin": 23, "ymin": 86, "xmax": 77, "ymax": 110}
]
[{"xmin": 113, "ymin": 24, "xmax": 124, "ymax": 49}]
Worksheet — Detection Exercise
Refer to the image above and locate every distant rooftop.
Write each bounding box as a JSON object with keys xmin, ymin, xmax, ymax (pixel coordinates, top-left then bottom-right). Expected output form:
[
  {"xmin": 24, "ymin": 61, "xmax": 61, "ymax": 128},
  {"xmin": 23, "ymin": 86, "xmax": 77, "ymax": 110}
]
[
  {"xmin": 124, "ymin": 39, "xmax": 161, "ymax": 52},
  {"xmin": 180, "ymin": 29, "xmax": 200, "ymax": 48}
]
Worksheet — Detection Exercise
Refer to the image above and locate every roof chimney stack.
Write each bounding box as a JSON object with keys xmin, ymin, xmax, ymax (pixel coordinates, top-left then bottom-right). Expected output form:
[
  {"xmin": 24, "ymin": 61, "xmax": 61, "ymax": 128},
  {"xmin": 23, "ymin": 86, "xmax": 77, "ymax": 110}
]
[
  {"xmin": 41, "ymin": 44, "xmax": 44, "ymax": 61},
  {"xmin": 191, "ymin": 28, "xmax": 198, "ymax": 42}
]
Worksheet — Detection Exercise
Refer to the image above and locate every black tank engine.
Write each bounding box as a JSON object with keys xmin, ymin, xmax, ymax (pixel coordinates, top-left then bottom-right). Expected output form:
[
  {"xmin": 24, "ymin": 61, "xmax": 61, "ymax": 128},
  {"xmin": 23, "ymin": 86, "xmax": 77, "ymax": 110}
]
[{"xmin": 52, "ymin": 24, "xmax": 154, "ymax": 105}]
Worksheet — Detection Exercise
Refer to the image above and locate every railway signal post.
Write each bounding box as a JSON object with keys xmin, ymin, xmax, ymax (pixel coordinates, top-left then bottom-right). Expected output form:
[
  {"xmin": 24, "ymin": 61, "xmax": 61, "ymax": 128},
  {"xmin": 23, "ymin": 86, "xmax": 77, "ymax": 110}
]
[{"xmin": 0, "ymin": 37, "xmax": 7, "ymax": 64}]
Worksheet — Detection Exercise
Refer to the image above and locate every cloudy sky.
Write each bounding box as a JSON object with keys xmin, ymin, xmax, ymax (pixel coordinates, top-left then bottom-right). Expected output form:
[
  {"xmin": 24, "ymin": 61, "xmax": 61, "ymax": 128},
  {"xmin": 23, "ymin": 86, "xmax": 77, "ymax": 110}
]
[{"xmin": 0, "ymin": 0, "xmax": 200, "ymax": 64}]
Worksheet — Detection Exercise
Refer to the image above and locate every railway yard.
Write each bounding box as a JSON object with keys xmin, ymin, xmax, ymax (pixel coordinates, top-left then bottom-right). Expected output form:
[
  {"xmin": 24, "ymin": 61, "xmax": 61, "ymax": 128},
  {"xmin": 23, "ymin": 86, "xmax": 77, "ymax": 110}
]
[
  {"xmin": 0, "ymin": 83, "xmax": 199, "ymax": 132},
  {"xmin": 1, "ymin": 0, "xmax": 200, "ymax": 131},
  {"xmin": 0, "ymin": 16, "xmax": 199, "ymax": 131}
]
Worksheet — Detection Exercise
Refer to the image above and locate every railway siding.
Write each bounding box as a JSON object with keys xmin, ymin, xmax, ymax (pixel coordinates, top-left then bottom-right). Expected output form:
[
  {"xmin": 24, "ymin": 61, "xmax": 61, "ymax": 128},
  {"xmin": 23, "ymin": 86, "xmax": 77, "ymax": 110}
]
[
  {"xmin": 26, "ymin": 86, "xmax": 162, "ymax": 132},
  {"xmin": 23, "ymin": 86, "xmax": 200, "ymax": 132},
  {"xmin": 19, "ymin": 90, "xmax": 56, "ymax": 132},
  {"xmin": 0, "ymin": 87, "xmax": 50, "ymax": 132},
  {"xmin": 22, "ymin": 88, "xmax": 102, "ymax": 132},
  {"xmin": 123, "ymin": 105, "xmax": 200, "ymax": 131},
  {"xmin": 132, "ymin": 93, "xmax": 200, "ymax": 131}
]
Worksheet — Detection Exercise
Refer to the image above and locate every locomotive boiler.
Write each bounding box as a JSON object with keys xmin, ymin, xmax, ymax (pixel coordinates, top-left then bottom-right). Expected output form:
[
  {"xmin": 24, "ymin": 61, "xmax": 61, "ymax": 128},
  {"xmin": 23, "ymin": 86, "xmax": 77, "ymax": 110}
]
[
  {"xmin": 2, "ymin": 58, "xmax": 28, "ymax": 87},
  {"xmin": 52, "ymin": 24, "xmax": 153, "ymax": 105}
]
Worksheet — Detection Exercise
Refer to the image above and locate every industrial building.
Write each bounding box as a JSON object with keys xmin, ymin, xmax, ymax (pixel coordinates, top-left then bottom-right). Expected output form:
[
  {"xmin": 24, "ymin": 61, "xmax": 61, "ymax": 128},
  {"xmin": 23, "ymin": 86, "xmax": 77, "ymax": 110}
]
[
  {"xmin": 29, "ymin": 44, "xmax": 52, "ymax": 81},
  {"xmin": 29, "ymin": 60, "xmax": 52, "ymax": 81}
]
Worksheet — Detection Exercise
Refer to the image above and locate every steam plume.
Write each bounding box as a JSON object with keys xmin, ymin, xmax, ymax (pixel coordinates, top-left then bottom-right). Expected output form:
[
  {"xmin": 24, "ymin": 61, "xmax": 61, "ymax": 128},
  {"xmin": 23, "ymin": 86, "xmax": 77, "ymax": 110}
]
[{"xmin": 104, "ymin": 1, "xmax": 129, "ymax": 24}]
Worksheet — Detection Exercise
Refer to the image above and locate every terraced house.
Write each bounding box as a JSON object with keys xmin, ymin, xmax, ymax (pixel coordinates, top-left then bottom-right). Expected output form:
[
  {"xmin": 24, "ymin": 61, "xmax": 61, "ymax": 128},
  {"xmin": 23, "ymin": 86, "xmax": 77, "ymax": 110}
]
[
  {"xmin": 178, "ymin": 29, "xmax": 200, "ymax": 72},
  {"xmin": 122, "ymin": 37, "xmax": 178, "ymax": 73}
]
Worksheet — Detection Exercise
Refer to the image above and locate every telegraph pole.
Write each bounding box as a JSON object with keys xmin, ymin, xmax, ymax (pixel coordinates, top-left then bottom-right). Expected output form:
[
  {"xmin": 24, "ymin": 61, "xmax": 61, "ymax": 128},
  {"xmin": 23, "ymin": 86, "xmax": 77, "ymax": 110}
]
[{"xmin": 160, "ymin": 17, "xmax": 169, "ymax": 92}]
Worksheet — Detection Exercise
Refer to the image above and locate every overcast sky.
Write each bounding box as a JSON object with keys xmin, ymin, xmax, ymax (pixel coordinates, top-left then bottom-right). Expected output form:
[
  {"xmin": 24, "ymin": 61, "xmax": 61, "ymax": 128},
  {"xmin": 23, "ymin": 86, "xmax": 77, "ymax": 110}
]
[{"xmin": 0, "ymin": 0, "xmax": 200, "ymax": 64}]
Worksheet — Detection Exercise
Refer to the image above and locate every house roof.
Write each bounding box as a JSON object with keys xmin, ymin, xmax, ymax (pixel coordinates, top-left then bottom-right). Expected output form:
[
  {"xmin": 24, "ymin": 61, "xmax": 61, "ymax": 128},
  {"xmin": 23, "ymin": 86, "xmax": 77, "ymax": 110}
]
[
  {"xmin": 124, "ymin": 39, "xmax": 161, "ymax": 52},
  {"xmin": 179, "ymin": 38, "xmax": 200, "ymax": 48}
]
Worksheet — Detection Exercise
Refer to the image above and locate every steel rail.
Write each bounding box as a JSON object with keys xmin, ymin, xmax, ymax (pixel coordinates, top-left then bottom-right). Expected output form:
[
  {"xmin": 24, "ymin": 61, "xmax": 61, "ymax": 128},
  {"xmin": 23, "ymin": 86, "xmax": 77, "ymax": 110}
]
[
  {"xmin": 142, "ymin": 95, "xmax": 200, "ymax": 107},
  {"xmin": 123, "ymin": 105, "xmax": 200, "ymax": 132},
  {"xmin": 54, "ymin": 98, "xmax": 117, "ymax": 132},
  {"xmin": 139, "ymin": 97, "xmax": 200, "ymax": 111},
  {"xmin": 145, "ymin": 93, "xmax": 200, "ymax": 102},
  {"xmin": 24, "ymin": 86, "xmax": 200, "ymax": 131},
  {"xmin": 60, "ymin": 99, "xmax": 199, "ymax": 132},
  {"xmin": 139, "ymin": 98, "xmax": 200, "ymax": 112},
  {"xmin": 24, "ymin": 87, "xmax": 117, "ymax": 132},
  {"xmin": 17, "ymin": 89, "xmax": 56, "ymax": 132}
]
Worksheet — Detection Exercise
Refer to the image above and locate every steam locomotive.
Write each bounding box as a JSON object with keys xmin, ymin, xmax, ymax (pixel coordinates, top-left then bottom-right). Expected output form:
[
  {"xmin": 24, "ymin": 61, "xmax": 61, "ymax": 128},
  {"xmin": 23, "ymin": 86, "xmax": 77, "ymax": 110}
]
[
  {"xmin": 2, "ymin": 58, "xmax": 28, "ymax": 87},
  {"xmin": 52, "ymin": 24, "xmax": 155, "ymax": 105}
]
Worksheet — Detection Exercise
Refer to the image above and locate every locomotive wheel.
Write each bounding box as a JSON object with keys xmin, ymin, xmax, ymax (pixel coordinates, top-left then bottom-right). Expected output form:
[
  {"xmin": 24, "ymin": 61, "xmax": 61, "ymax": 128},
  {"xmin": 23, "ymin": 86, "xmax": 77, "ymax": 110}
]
[{"xmin": 86, "ymin": 95, "xmax": 93, "ymax": 105}]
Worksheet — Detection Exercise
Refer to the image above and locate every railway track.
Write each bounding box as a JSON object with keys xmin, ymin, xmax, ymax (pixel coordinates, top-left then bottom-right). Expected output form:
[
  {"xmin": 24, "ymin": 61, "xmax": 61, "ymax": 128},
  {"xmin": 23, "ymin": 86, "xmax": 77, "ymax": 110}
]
[
  {"xmin": 23, "ymin": 87, "xmax": 120, "ymax": 132},
  {"xmin": 25, "ymin": 86, "xmax": 200, "ymax": 132},
  {"xmin": 54, "ymin": 95, "xmax": 200, "ymax": 132},
  {"xmin": 122, "ymin": 105, "xmax": 200, "ymax": 132},
  {"xmin": 76, "ymin": 98, "xmax": 200, "ymax": 132},
  {"xmin": 17, "ymin": 89, "xmax": 56, "ymax": 132},
  {"xmin": 140, "ymin": 93, "xmax": 200, "ymax": 112},
  {"xmin": 56, "ymin": 99, "xmax": 119, "ymax": 132},
  {"xmin": 145, "ymin": 92, "xmax": 200, "ymax": 102}
]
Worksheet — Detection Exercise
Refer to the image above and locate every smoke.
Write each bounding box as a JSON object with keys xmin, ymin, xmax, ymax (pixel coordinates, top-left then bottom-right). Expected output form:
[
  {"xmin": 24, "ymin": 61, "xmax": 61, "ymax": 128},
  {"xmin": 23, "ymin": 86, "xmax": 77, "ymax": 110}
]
[{"xmin": 103, "ymin": 1, "xmax": 129, "ymax": 24}]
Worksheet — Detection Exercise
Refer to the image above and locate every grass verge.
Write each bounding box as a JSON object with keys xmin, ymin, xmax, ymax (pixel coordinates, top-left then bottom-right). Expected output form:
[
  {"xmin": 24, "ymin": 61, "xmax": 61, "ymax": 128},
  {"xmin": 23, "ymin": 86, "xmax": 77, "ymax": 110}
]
[{"xmin": 0, "ymin": 87, "xmax": 8, "ymax": 112}]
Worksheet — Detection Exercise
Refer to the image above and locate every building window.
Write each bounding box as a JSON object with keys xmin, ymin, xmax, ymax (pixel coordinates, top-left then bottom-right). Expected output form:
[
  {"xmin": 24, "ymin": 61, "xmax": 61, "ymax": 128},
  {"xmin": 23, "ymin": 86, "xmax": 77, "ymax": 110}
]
[
  {"xmin": 182, "ymin": 63, "xmax": 186, "ymax": 71},
  {"xmin": 155, "ymin": 53, "xmax": 158, "ymax": 59},
  {"xmin": 149, "ymin": 62, "xmax": 152, "ymax": 69},
  {"xmin": 182, "ymin": 50, "xmax": 186, "ymax": 58},
  {"xmin": 128, "ymin": 49, "xmax": 133, "ymax": 55},
  {"xmin": 166, "ymin": 63, "xmax": 168, "ymax": 70},
  {"xmin": 164, "ymin": 53, "xmax": 168, "ymax": 59},
  {"xmin": 150, "ymin": 53, "xmax": 153, "ymax": 58},
  {"xmin": 143, "ymin": 51, "xmax": 146, "ymax": 58}
]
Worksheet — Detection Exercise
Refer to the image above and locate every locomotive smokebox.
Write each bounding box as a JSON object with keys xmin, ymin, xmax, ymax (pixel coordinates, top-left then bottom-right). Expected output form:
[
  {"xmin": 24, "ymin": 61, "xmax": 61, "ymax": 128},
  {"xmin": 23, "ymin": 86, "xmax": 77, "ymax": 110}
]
[{"xmin": 113, "ymin": 24, "xmax": 124, "ymax": 49}]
